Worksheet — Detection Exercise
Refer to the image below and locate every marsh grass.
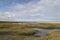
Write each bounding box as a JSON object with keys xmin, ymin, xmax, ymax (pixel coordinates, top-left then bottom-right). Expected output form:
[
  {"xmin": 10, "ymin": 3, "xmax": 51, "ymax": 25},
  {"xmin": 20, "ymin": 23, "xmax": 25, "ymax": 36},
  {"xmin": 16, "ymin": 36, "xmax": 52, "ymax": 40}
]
[
  {"xmin": 0, "ymin": 23, "xmax": 60, "ymax": 40},
  {"xmin": 25, "ymin": 23, "xmax": 60, "ymax": 29},
  {"xmin": 1, "ymin": 30, "xmax": 60, "ymax": 40},
  {"xmin": 0, "ymin": 23, "xmax": 60, "ymax": 36},
  {"xmin": 0, "ymin": 23, "xmax": 37, "ymax": 36}
]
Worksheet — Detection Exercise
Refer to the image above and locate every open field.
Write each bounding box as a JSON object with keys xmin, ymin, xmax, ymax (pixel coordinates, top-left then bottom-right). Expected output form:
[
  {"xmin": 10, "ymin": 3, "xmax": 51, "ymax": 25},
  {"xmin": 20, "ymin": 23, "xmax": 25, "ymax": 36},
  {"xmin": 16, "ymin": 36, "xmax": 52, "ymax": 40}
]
[
  {"xmin": 0, "ymin": 22, "xmax": 60, "ymax": 40},
  {"xmin": 22, "ymin": 23, "xmax": 60, "ymax": 29}
]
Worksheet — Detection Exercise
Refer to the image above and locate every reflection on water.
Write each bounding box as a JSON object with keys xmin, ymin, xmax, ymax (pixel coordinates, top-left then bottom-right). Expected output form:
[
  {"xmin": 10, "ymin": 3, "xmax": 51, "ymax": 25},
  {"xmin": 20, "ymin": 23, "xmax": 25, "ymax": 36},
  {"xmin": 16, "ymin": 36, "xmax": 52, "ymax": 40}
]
[{"xmin": 31, "ymin": 28, "xmax": 56, "ymax": 37}]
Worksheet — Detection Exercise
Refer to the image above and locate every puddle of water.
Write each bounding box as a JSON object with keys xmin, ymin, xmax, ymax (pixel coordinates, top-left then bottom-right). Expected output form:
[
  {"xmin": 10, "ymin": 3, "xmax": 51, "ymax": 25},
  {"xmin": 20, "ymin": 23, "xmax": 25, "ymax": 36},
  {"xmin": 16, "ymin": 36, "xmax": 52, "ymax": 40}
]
[
  {"xmin": 30, "ymin": 28, "xmax": 56, "ymax": 37},
  {"xmin": 0, "ymin": 34, "xmax": 16, "ymax": 38}
]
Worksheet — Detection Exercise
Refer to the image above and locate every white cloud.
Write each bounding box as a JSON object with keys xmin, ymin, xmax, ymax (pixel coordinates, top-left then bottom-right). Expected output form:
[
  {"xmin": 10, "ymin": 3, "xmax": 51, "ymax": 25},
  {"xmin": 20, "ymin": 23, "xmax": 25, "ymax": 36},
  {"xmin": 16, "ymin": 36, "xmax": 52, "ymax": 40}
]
[
  {"xmin": 0, "ymin": 0, "xmax": 60, "ymax": 22},
  {"xmin": 0, "ymin": 12, "xmax": 16, "ymax": 21}
]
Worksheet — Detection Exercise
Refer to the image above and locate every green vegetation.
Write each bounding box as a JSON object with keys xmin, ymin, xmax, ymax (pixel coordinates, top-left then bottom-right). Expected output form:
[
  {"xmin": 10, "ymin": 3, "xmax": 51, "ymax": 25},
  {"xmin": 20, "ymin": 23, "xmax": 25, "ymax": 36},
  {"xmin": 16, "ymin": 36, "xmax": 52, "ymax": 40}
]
[
  {"xmin": 0, "ymin": 23, "xmax": 37, "ymax": 36},
  {"xmin": 0, "ymin": 30, "xmax": 60, "ymax": 40},
  {"xmin": 0, "ymin": 23, "xmax": 60, "ymax": 40}
]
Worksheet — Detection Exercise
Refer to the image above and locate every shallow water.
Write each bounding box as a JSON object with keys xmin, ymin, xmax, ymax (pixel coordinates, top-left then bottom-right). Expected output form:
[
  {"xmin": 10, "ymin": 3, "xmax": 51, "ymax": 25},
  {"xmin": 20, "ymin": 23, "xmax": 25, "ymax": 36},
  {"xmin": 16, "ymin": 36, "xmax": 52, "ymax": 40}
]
[
  {"xmin": 30, "ymin": 28, "xmax": 56, "ymax": 37},
  {"xmin": 0, "ymin": 28, "xmax": 57, "ymax": 38},
  {"xmin": 0, "ymin": 34, "xmax": 16, "ymax": 38}
]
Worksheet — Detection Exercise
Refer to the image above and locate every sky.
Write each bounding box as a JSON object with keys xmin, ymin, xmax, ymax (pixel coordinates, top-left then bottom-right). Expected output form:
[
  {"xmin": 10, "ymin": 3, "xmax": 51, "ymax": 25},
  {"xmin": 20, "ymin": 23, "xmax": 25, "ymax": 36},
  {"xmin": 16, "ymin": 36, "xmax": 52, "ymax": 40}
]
[{"xmin": 0, "ymin": 0, "xmax": 60, "ymax": 22}]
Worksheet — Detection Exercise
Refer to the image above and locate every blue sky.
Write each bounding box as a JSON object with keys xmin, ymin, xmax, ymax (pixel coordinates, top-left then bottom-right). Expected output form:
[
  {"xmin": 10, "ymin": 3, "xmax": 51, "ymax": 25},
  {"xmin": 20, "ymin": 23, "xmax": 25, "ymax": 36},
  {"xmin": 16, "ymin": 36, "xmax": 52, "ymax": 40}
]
[{"xmin": 0, "ymin": 0, "xmax": 60, "ymax": 22}]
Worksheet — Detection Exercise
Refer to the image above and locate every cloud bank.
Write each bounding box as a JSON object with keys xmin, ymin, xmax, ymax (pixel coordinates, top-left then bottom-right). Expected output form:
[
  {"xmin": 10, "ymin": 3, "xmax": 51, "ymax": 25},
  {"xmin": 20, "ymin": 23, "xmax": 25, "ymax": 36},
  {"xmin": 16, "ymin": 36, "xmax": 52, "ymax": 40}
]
[{"xmin": 0, "ymin": 0, "xmax": 60, "ymax": 22}]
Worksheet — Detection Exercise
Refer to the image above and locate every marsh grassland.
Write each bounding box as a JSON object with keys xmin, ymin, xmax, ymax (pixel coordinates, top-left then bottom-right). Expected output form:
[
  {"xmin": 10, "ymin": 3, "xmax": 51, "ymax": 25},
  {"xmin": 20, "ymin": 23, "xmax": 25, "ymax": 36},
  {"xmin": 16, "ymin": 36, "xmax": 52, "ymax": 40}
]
[{"xmin": 0, "ymin": 23, "xmax": 60, "ymax": 40}]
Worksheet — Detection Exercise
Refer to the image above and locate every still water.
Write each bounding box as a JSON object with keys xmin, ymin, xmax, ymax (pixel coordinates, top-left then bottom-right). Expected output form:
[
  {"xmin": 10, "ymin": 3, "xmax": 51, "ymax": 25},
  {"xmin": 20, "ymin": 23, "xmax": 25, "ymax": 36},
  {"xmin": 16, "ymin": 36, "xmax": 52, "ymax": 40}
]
[
  {"xmin": 31, "ymin": 28, "xmax": 56, "ymax": 37},
  {"xmin": 0, "ymin": 28, "xmax": 57, "ymax": 38}
]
